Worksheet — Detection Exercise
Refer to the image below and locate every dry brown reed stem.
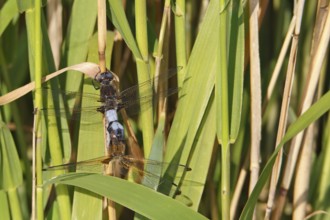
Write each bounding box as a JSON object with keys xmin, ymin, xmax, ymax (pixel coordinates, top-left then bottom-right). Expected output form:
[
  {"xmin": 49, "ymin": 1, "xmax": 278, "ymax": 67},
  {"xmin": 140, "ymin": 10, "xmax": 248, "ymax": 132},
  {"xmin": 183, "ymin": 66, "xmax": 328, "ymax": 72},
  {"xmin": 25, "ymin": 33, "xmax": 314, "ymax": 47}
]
[
  {"xmin": 264, "ymin": 15, "xmax": 297, "ymax": 220},
  {"xmin": 293, "ymin": 2, "xmax": 329, "ymax": 218},
  {"xmin": 311, "ymin": 0, "xmax": 329, "ymax": 55},
  {"xmin": 243, "ymin": 0, "xmax": 269, "ymax": 70},
  {"xmin": 154, "ymin": 2, "xmax": 171, "ymax": 118},
  {"xmin": 293, "ymin": 124, "xmax": 315, "ymax": 219},
  {"xmin": 98, "ymin": 0, "xmax": 107, "ymax": 73},
  {"xmin": 97, "ymin": 1, "xmax": 115, "ymax": 219},
  {"xmin": 229, "ymin": 2, "xmax": 269, "ymax": 217},
  {"xmin": 272, "ymin": 0, "xmax": 330, "ymax": 219},
  {"xmin": 266, "ymin": 0, "xmax": 307, "ymax": 218},
  {"xmin": 265, "ymin": 0, "xmax": 306, "ymax": 218},
  {"xmin": 113, "ymin": 31, "xmax": 124, "ymax": 77},
  {"xmin": 105, "ymin": 161, "xmax": 116, "ymax": 220},
  {"xmin": 230, "ymin": 155, "xmax": 249, "ymax": 220},
  {"xmin": 47, "ymin": 0, "xmax": 62, "ymax": 69},
  {"xmin": 32, "ymin": 111, "xmax": 37, "ymax": 220},
  {"xmin": 263, "ymin": 17, "xmax": 296, "ymax": 113},
  {"xmin": 248, "ymin": 1, "xmax": 262, "ymax": 220}
]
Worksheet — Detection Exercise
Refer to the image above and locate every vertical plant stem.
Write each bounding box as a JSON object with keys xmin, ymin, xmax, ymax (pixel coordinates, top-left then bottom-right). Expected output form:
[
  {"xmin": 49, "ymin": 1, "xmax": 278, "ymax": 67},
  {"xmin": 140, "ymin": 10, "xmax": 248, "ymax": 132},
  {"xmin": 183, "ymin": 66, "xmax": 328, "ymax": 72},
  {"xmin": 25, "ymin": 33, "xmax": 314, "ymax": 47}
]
[
  {"xmin": 279, "ymin": 2, "xmax": 329, "ymax": 218},
  {"xmin": 221, "ymin": 144, "xmax": 230, "ymax": 220},
  {"xmin": 8, "ymin": 187, "xmax": 23, "ymax": 220},
  {"xmin": 98, "ymin": 0, "xmax": 107, "ymax": 72},
  {"xmin": 272, "ymin": 1, "xmax": 307, "ymax": 218},
  {"xmin": 248, "ymin": 2, "xmax": 262, "ymax": 220},
  {"xmin": 217, "ymin": 0, "xmax": 230, "ymax": 219},
  {"xmin": 154, "ymin": 0, "xmax": 170, "ymax": 117},
  {"xmin": 263, "ymin": 16, "xmax": 296, "ymax": 112},
  {"xmin": 34, "ymin": 0, "xmax": 43, "ymax": 219},
  {"xmin": 264, "ymin": 16, "xmax": 296, "ymax": 220},
  {"xmin": 135, "ymin": 0, "xmax": 153, "ymax": 157},
  {"xmin": 293, "ymin": 124, "xmax": 314, "ymax": 219},
  {"xmin": 98, "ymin": 1, "xmax": 116, "ymax": 219},
  {"xmin": 174, "ymin": 0, "xmax": 187, "ymax": 89},
  {"xmin": 47, "ymin": 0, "xmax": 62, "ymax": 69},
  {"xmin": 0, "ymin": 43, "xmax": 33, "ymax": 201}
]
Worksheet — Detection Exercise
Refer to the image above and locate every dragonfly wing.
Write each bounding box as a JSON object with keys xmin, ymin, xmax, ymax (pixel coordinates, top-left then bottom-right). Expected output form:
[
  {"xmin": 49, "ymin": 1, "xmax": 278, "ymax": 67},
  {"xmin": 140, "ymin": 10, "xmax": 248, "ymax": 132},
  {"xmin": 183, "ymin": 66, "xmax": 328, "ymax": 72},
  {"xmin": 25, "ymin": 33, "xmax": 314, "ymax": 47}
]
[
  {"xmin": 121, "ymin": 156, "xmax": 192, "ymax": 191},
  {"xmin": 37, "ymin": 88, "xmax": 102, "ymax": 122},
  {"xmin": 118, "ymin": 67, "xmax": 180, "ymax": 101},
  {"xmin": 43, "ymin": 156, "xmax": 112, "ymax": 173},
  {"xmin": 117, "ymin": 68, "xmax": 181, "ymax": 115},
  {"xmin": 119, "ymin": 85, "xmax": 180, "ymax": 117}
]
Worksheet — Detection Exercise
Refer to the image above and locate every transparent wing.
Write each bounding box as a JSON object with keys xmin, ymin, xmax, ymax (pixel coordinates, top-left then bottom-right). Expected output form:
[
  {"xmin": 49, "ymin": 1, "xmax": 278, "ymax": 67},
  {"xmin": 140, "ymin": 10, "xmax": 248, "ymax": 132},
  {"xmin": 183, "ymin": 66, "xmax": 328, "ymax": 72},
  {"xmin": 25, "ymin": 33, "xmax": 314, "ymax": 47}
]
[
  {"xmin": 119, "ymin": 87, "xmax": 180, "ymax": 116},
  {"xmin": 38, "ymin": 67, "xmax": 181, "ymax": 120},
  {"xmin": 36, "ymin": 88, "xmax": 102, "ymax": 122},
  {"xmin": 42, "ymin": 155, "xmax": 112, "ymax": 173},
  {"xmin": 118, "ymin": 67, "xmax": 180, "ymax": 101},
  {"xmin": 43, "ymin": 155, "xmax": 191, "ymax": 188},
  {"xmin": 43, "ymin": 155, "xmax": 189, "ymax": 174},
  {"xmin": 117, "ymin": 67, "xmax": 181, "ymax": 116}
]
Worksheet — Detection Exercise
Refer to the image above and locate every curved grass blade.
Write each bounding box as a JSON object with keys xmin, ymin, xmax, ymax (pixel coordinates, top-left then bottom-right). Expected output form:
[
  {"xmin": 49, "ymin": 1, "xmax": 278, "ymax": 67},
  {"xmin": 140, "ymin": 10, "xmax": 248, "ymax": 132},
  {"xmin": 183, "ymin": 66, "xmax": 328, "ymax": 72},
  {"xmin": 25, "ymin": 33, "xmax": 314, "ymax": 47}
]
[
  {"xmin": 44, "ymin": 173, "xmax": 208, "ymax": 220},
  {"xmin": 164, "ymin": 0, "xmax": 220, "ymax": 210},
  {"xmin": 0, "ymin": 0, "xmax": 18, "ymax": 37},
  {"xmin": 0, "ymin": 120, "xmax": 24, "ymax": 219},
  {"xmin": 240, "ymin": 90, "xmax": 330, "ymax": 219},
  {"xmin": 43, "ymin": 155, "xmax": 192, "ymax": 190}
]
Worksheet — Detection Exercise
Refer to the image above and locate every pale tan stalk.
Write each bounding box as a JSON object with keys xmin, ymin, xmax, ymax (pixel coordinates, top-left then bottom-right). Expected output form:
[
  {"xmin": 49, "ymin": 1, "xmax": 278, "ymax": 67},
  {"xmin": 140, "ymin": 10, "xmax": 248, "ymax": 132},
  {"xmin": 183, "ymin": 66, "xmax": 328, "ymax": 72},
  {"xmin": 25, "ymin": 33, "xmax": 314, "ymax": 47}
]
[
  {"xmin": 293, "ymin": 2, "xmax": 330, "ymax": 219},
  {"xmin": 154, "ymin": 0, "xmax": 171, "ymax": 117},
  {"xmin": 264, "ymin": 16, "xmax": 297, "ymax": 220},
  {"xmin": 98, "ymin": 0, "xmax": 107, "ymax": 72},
  {"xmin": 273, "ymin": 0, "xmax": 330, "ymax": 219},
  {"xmin": 293, "ymin": 124, "xmax": 314, "ymax": 219},
  {"xmin": 32, "ymin": 110, "xmax": 37, "ymax": 220},
  {"xmin": 230, "ymin": 156, "xmax": 249, "ymax": 220},
  {"xmin": 105, "ymin": 161, "xmax": 116, "ymax": 220},
  {"xmin": 310, "ymin": 0, "xmax": 329, "ymax": 55},
  {"xmin": 263, "ymin": 17, "xmax": 296, "ymax": 112},
  {"xmin": 47, "ymin": 0, "xmax": 62, "ymax": 69},
  {"xmin": 98, "ymin": 0, "xmax": 116, "ymax": 218},
  {"xmin": 248, "ymin": 1, "xmax": 262, "ymax": 219}
]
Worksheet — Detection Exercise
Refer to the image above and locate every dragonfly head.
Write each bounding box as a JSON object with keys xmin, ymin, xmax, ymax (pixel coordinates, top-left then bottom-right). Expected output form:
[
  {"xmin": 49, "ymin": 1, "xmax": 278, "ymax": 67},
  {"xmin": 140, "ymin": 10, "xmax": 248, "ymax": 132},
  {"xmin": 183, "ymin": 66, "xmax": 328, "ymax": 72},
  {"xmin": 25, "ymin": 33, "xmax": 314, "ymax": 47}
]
[{"xmin": 95, "ymin": 70, "xmax": 114, "ymax": 85}]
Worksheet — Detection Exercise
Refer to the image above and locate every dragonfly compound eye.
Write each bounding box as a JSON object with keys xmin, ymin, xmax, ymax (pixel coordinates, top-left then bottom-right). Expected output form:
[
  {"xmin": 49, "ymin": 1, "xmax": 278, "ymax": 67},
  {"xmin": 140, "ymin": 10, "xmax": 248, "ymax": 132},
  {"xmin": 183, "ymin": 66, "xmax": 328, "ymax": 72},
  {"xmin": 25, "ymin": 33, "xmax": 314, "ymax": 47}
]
[
  {"xmin": 95, "ymin": 70, "xmax": 114, "ymax": 83},
  {"xmin": 103, "ymin": 71, "xmax": 114, "ymax": 81}
]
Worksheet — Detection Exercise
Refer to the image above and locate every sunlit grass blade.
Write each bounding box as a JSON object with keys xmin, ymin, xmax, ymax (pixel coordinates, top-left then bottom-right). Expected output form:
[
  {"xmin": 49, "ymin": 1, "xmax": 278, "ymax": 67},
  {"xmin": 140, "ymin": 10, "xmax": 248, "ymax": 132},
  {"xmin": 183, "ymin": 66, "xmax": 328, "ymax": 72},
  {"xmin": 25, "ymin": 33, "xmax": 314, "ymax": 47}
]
[
  {"xmin": 0, "ymin": 190, "xmax": 11, "ymax": 220},
  {"xmin": 26, "ymin": 7, "xmax": 72, "ymax": 219},
  {"xmin": 107, "ymin": 0, "xmax": 141, "ymax": 59},
  {"xmin": 0, "ymin": 119, "xmax": 24, "ymax": 219},
  {"xmin": 0, "ymin": 0, "xmax": 18, "ymax": 37},
  {"xmin": 142, "ymin": 111, "xmax": 166, "ymax": 189},
  {"xmin": 71, "ymin": 31, "xmax": 114, "ymax": 220},
  {"xmin": 164, "ymin": 0, "xmax": 219, "ymax": 209},
  {"xmin": 63, "ymin": 0, "xmax": 97, "ymax": 93},
  {"xmin": 178, "ymin": 95, "xmax": 216, "ymax": 210},
  {"xmin": 228, "ymin": 0, "xmax": 245, "ymax": 142},
  {"xmin": 44, "ymin": 173, "xmax": 208, "ymax": 220}
]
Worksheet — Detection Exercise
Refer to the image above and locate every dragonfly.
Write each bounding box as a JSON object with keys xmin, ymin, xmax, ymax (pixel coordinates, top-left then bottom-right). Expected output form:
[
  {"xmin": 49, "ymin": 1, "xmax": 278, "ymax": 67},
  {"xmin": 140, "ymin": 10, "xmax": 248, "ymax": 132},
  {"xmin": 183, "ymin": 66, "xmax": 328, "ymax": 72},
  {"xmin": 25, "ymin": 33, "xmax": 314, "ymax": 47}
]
[
  {"xmin": 39, "ymin": 67, "xmax": 182, "ymax": 122},
  {"xmin": 41, "ymin": 68, "xmax": 190, "ymax": 201},
  {"xmin": 43, "ymin": 154, "xmax": 192, "ymax": 196}
]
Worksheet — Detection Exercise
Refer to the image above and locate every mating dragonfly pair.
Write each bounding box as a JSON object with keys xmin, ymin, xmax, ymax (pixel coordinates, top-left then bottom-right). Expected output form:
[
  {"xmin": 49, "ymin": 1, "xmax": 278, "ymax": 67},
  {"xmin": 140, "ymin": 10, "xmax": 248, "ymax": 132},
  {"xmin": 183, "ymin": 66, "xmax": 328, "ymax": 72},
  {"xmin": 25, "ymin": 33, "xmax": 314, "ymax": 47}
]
[{"xmin": 41, "ymin": 67, "xmax": 189, "ymax": 197}]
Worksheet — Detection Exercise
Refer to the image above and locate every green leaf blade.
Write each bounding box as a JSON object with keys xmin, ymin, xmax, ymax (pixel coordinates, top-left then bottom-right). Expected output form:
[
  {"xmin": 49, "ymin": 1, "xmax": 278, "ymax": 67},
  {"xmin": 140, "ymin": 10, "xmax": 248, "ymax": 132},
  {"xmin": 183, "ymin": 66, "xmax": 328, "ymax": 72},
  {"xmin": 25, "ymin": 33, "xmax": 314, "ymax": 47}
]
[{"xmin": 45, "ymin": 173, "xmax": 208, "ymax": 220}]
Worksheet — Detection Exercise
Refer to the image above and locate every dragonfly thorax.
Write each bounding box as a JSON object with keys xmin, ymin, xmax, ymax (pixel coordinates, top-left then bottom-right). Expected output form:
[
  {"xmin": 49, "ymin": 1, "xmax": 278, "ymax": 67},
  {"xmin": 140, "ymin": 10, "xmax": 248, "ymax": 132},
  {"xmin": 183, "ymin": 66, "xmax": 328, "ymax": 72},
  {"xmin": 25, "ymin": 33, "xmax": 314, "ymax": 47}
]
[{"xmin": 108, "ymin": 135, "xmax": 126, "ymax": 156}]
